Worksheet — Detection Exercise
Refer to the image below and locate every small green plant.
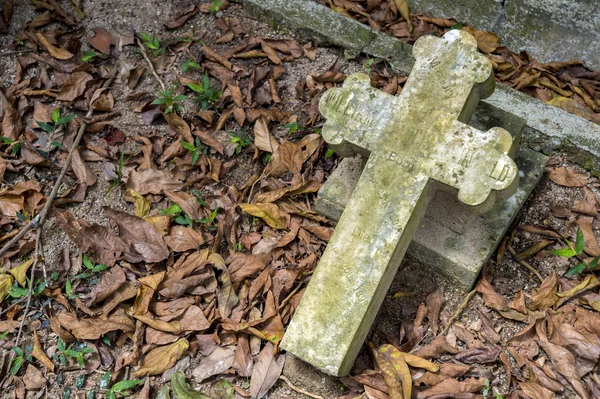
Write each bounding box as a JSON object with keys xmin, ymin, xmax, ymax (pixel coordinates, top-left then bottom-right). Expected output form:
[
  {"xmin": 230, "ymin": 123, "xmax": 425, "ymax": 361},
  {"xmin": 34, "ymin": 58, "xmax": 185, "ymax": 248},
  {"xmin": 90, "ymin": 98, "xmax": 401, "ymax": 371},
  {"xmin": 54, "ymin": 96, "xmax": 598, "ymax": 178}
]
[
  {"xmin": 152, "ymin": 85, "xmax": 187, "ymax": 114},
  {"xmin": 191, "ymin": 189, "xmax": 208, "ymax": 207},
  {"xmin": 186, "ymin": 73, "xmax": 222, "ymax": 110},
  {"xmin": 56, "ymin": 338, "xmax": 95, "ymax": 368},
  {"xmin": 105, "ymin": 379, "xmax": 144, "ymax": 399},
  {"xmin": 233, "ymin": 242, "xmax": 244, "ymax": 252},
  {"xmin": 8, "ymin": 277, "xmax": 45, "ymax": 299},
  {"xmin": 139, "ymin": 32, "xmax": 164, "ymax": 57},
  {"xmin": 105, "ymin": 151, "xmax": 127, "ymax": 195},
  {"xmin": 182, "ymin": 58, "xmax": 201, "ymax": 72},
  {"xmin": 228, "ymin": 127, "xmax": 252, "ymax": 154},
  {"xmin": 180, "ymin": 137, "xmax": 206, "ymax": 165},
  {"xmin": 364, "ymin": 58, "xmax": 375, "ymax": 74},
  {"xmin": 198, "ymin": 207, "xmax": 220, "ymax": 230},
  {"xmin": 209, "ymin": 0, "xmax": 223, "ymax": 13},
  {"xmin": 283, "ymin": 122, "xmax": 303, "ymax": 135},
  {"xmin": 551, "ymin": 226, "xmax": 600, "ymax": 276},
  {"xmin": 81, "ymin": 50, "xmax": 99, "ymax": 63},
  {"xmin": 73, "ymin": 254, "xmax": 109, "ymax": 280},
  {"xmin": 37, "ymin": 109, "xmax": 76, "ymax": 133},
  {"xmin": 325, "ymin": 146, "xmax": 335, "ymax": 158}
]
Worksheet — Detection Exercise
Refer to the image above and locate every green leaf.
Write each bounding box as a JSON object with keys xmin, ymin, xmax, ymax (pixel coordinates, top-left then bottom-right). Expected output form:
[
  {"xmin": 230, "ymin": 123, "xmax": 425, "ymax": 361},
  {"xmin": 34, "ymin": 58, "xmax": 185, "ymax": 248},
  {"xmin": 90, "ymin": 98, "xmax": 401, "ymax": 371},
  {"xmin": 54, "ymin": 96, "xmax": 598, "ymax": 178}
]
[
  {"xmin": 34, "ymin": 280, "xmax": 46, "ymax": 296},
  {"xmin": 173, "ymin": 95, "xmax": 188, "ymax": 102},
  {"xmin": 152, "ymin": 97, "xmax": 170, "ymax": 105},
  {"xmin": 81, "ymin": 50, "xmax": 97, "ymax": 62},
  {"xmin": 57, "ymin": 338, "xmax": 66, "ymax": 353},
  {"xmin": 65, "ymin": 276, "xmax": 72, "ymax": 297},
  {"xmin": 550, "ymin": 248, "xmax": 577, "ymax": 258},
  {"xmin": 565, "ymin": 262, "xmax": 587, "ymax": 276},
  {"xmin": 186, "ymin": 83, "xmax": 204, "ymax": 93},
  {"xmin": 87, "ymin": 391, "xmax": 95, "ymax": 399},
  {"xmin": 9, "ymin": 356, "xmax": 23, "ymax": 377},
  {"xmin": 139, "ymin": 32, "xmax": 151, "ymax": 42},
  {"xmin": 13, "ymin": 346, "xmax": 24, "ymax": 357},
  {"xmin": 57, "ymin": 114, "xmax": 77, "ymax": 125},
  {"xmin": 99, "ymin": 371, "xmax": 111, "ymax": 390},
  {"xmin": 92, "ymin": 264, "xmax": 109, "ymax": 272},
  {"xmin": 156, "ymin": 385, "xmax": 171, "ymax": 399},
  {"xmin": 180, "ymin": 140, "xmax": 197, "ymax": 152},
  {"xmin": 182, "ymin": 60, "xmax": 201, "ymax": 72},
  {"xmin": 325, "ymin": 148, "xmax": 335, "ymax": 158},
  {"xmin": 214, "ymin": 379, "xmax": 235, "ymax": 399},
  {"xmin": 171, "ymin": 371, "xmax": 211, "ymax": 399},
  {"xmin": 160, "ymin": 204, "xmax": 182, "ymax": 216},
  {"xmin": 83, "ymin": 254, "xmax": 94, "ymax": 270},
  {"xmin": 52, "ymin": 108, "xmax": 61, "ymax": 124},
  {"xmin": 76, "ymin": 375, "xmax": 86, "ymax": 389},
  {"xmin": 105, "ymin": 390, "xmax": 116, "ymax": 399},
  {"xmin": 575, "ymin": 226, "xmax": 585, "ymax": 254},
  {"xmin": 0, "ymin": 137, "xmax": 14, "ymax": 144},
  {"xmin": 191, "ymin": 150, "xmax": 199, "ymax": 165},
  {"xmin": 63, "ymin": 387, "xmax": 71, "ymax": 399},
  {"xmin": 37, "ymin": 121, "xmax": 55, "ymax": 132},
  {"xmin": 51, "ymin": 141, "xmax": 64, "ymax": 148},
  {"xmin": 111, "ymin": 379, "xmax": 144, "ymax": 393}
]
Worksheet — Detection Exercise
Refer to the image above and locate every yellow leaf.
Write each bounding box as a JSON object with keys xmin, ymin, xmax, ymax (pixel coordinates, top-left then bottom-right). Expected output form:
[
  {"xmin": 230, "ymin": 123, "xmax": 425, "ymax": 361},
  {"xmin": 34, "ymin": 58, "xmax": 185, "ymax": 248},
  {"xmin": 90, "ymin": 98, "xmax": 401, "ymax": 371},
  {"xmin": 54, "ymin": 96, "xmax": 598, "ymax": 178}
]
[
  {"xmin": 394, "ymin": 0, "xmax": 413, "ymax": 33},
  {"xmin": 557, "ymin": 274, "xmax": 599, "ymax": 298},
  {"xmin": 399, "ymin": 351, "xmax": 439, "ymax": 372},
  {"xmin": 0, "ymin": 274, "xmax": 14, "ymax": 302},
  {"xmin": 138, "ymin": 271, "xmax": 166, "ymax": 290},
  {"xmin": 133, "ymin": 313, "xmax": 182, "ymax": 333},
  {"xmin": 378, "ymin": 345, "xmax": 412, "ymax": 399},
  {"xmin": 145, "ymin": 215, "xmax": 170, "ymax": 235},
  {"xmin": 239, "ymin": 203, "xmax": 288, "ymax": 229},
  {"xmin": 35, "ymin": 33, "xmax": 74, "ymax": 60},
  {"xmin": 125, "ymin": 188, "xmax": 151, "ymax": 218},
  {"xmin": 32, "ymin": 330, "xmax": 55, "ymax": 372},
  {"xmin": 547, "ymin": 96, "xmax": 594, "ymax": 121},
  {"xmin": 134, "ymin": 338, "xmax": 189, "ymax": 377},
  {"xmin": 9, "ymin": 258, "xmax": 34, "ymax": 287}
]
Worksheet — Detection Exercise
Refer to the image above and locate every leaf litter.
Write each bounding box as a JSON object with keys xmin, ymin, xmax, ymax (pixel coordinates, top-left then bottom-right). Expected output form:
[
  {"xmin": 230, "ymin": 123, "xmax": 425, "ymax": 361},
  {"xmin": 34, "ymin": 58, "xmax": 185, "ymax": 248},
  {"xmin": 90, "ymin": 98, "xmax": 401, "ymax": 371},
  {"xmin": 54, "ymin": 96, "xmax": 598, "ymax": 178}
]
[{"xmin": 0, "ymin": 1, "xmax": 598, "ymax": 399}]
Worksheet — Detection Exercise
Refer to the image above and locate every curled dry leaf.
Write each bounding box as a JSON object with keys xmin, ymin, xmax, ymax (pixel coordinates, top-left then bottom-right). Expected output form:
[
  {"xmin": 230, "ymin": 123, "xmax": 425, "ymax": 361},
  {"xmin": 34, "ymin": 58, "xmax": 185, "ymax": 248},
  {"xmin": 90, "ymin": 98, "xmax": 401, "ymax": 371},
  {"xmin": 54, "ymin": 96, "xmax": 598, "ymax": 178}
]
[
  {"xmin": 254, "ymin": 116, "xmax": 279, "ymax": 153},
  {"xmin": 35, "ymin": 32, "xmax": 74, "ymax": 60},
  {"xmin": 56, "ymin": 71, "xmax": 93, "ymax": 102},
  {"xmin": 57, "ymin": 308, "xmax": 135, "ymax": 340},
  {"xmin": 475, "ymin": 272, "xmax": 507, "ymax": 311},
  {"xmin": 32, "ymin": 330, "xmax": 54, "ymax": 372},
  {"xmin": 548, "ymin": 167, "xmax": 588, "ymax": 187},
  {"xmin": 240, "ymin": 203, "xmax": 288, "ymax": 230},
  {"xmin": 166, "ymin": 226, "xmax": 204, "ymax": 252},
  {"xmin": 134, "ymin": 338, "xmax": 189, "ymax": 377},
  {"xmin": 249, "ymin": 343, "xmax": 285, "ymax": 399},
  {"xmin": 23, "ymin": 365, "xmax": 46, "ymax": 390},
  {"xmin": 529, "ymin": 272, "xmax": 559, "ymax": 310},
  {"xmin": 192, "ymin": 345, "xmax": 236, "ymax": 382},
  {"xmin": 126, "ymin": 168, "xmax": 183, "ymax": 195}
]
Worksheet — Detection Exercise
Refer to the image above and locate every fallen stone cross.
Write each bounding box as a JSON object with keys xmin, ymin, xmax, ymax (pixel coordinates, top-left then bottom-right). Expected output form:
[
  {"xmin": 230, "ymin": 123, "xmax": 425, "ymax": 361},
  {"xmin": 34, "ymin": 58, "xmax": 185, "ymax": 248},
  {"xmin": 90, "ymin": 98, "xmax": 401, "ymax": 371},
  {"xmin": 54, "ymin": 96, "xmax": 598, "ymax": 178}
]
[{"xmin": 281, "ymin": 30, "xmax": 519, "ymax": 376}]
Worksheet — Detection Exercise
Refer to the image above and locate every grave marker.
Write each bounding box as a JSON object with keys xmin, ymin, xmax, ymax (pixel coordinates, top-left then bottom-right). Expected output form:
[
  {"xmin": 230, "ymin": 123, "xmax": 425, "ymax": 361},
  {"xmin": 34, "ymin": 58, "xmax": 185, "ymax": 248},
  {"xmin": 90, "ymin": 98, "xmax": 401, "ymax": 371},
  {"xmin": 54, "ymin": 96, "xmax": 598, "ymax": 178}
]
[{"xmin": 281, "ymin": 30, "xmax": 519, "ymax": 376}]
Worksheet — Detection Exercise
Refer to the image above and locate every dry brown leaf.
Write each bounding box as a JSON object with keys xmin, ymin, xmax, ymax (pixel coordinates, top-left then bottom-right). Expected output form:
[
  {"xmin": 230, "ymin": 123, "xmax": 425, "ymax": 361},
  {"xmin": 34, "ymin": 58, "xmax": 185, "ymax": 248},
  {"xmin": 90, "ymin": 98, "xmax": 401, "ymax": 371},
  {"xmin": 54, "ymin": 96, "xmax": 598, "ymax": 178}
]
[
  {"xmin": 86, "ymin": 265, "xmax": 126, "ymax": 306},
  {"xmin": 239, "ymin": 203, "xmax": 288, "ymax": 229},
  {"xmin": 394, "ymin": 0, "xmax": 412, "ymax": 33},
  {"xmin": 192, "ymin": 345, "xmax": 236, "ymax": 382},
  {"xmin": 87, "ymin": 27, "xmax": 115, "ymax": 54},
  {"xmin": 166, "ymin": 226, "xmax": 204, "ymax": 252},
  {"xmin": 249, "ymin": 343, "xmax": 285, "ymax": 399},
  {"xmin": 57, "ymin": 308, "xmax": 135, "ymax": 339},
  {"xmin": 475, "ymin": 273, "xmax": 507, "ymax": 311},
  {"xmin": 31, "ymin": 330, "xmax": 55, "ymax": 372},
  {"xmin": 56, "ymin": 71, "xmax": 93, "ymax": 102},
  {"xmin": 576, "ymin": 216, "xmax": 600, "ymax": 256},
  {"xmin": 134, "ymin": 338, "xmax": 189, "ymax": 376},
  {"xmin": 165, "ymin": 5, "xmax": 198, "ymax": 29},
  {"xmin": 126, "ymin": 168, "xmax": 183, "ymax": 195},
  {"xmin": 426, "ymin": 286, "xmax": 444, "ymax": 335},
  {"xmin": 529, "ymin": 272, "xmax": 559, "ymax": 310},
  {"xmin": 519, "ymin": 382, "xmax": 555, "ymax": 399},
  {"xmin": 254, "ymin": 117, "xmax": 279, "ymax": 153},
  {"xmin": 416, "ymin": 377, "xmax": 485, "ymax": 399},
  {"xmin": 23, "ymin": 364, "xmax": 46, "ymax": 390},
  {"xmin": 72, "ymin": 148, "xmax": 97, "ymax": 186},
  {"xmin": 36, "ymin": 32, "xmax": 74, "ymax": 60},
  {"xmin": 548, "ymin": 167, "xmax": 588, "ymax": 187},
  {"xmin": 232, "ymin": 334, "xmax": 253, "ymax": 377}
]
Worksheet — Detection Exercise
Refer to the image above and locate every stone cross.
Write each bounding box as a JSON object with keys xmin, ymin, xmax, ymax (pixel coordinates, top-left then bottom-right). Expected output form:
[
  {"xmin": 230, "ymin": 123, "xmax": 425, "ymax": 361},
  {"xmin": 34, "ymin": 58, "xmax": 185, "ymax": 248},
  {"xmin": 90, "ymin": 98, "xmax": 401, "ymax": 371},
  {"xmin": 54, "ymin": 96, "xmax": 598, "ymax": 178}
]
[{"xmin": 281, "ymin": 30, "xmax": 519, "ymax": 376}]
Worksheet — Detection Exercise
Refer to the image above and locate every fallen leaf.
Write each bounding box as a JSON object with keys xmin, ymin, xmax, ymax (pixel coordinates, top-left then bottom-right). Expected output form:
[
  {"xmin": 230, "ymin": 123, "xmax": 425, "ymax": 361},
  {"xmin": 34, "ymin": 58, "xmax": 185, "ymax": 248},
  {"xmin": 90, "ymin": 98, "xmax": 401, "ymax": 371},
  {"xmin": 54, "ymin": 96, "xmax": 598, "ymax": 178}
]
[
  {"xmin": 172, "ymin": 371, "xmax": 211, "ymax": 399},
  {"xmin": 576, "ymin": 216, "xmax": 600, "ymax": 256},
  {"xmin": 56, "ymin": 72, "xmax": 93, "ymax": 102},
  {"xmin": 87, "ymin": 27, "xmax": 115, "ymax": 54},
  {"xmin": 416, "ymin": 377, "xmax": 485, "ymax": 399},
  {"xmin": 529, "ymin": 272, "xmax": 559, "ymax": 310},
  {"xmin": 394, "ymin": 0, "xmax": 412, "ymax": 33},
  {"xmin": 254, "ymin": 116, "xmax": 279, "ymax": 153},
  {"xmin": 519, "ymin": 382, "xmax": 555, "ymax": 399},
  {"xmin": 192, "ymin": 345, "xmax": 236, "ymax": 382},
  {"xmin": 548, "ymin": 167, "xmax": 588, "ymax": 187},
  {"xmin": 36, "ymin": 32, "xmax": 74, "ymax": 60},
  {"xmin": 23, "ymin": 364, "xmax": 46, "ymax": 390},
  {"xmin": 126, "ymin": 168, "xmax": 183, "ymax": 195},
  {"xmin": 426, "ymin": 287, "xmax": 444, "ymax": 335},
  {"xmin": 239, "ymin": 203, "xmax": 288, "ymax": 229},
  {"xmin": 249, "ymin": 343, "xmax": 285, "ymax": 399},
  {"xmin": 166, "ymin": 226, "xmax": 204, "ymax": 252},
  {"xmin": 32, "ymin": 330, "xmax": 54, "ymax": 372},
  {"xmin": 453, "ymin": 345, "xmax": 500, "ymax": 364},
  {"xmin": 72, "ymin": 148, "xmax": 97, "ymax": 186},
  {"xmin": 9, "ymin": 258, "xmax": 33, "ymax": 287},
  {"xmin": 106, "ymin": 208, "xmax": 169, "ymax": 263},
  {"xmin": 85, "ymin": 265, "xmax": 126, "ymax": 306},
  {"xmin": 57, "ymin": 308, "xmax": 135, "ymax": 339},
  {"xmin": 475, "ymin": 273, "xmax": 507, "ymax": 311},
  {"xmin": 134, "ymin": 338, "xmax": 189, "ymax": 376},
  {"xmin": 377, "ymin": 344, "xmax": 412, "ymax": 399},
  {"xmin": 0, "ymin": 273, "xmax": 14, "ymax": 302}
]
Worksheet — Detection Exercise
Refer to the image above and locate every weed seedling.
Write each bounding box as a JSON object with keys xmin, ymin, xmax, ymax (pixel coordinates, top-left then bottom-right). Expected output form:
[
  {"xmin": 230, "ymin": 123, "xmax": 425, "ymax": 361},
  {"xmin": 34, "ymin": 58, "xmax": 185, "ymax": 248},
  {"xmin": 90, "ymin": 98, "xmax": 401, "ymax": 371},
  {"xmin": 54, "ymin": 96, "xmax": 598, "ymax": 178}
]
[
  {"xmin": 152, "ymin": 85, "xmax": 187, "ymax": 114},
  {"xmin": 209, "ymin": 0, "xmax": 223, "ymax": 13},
  {"xmin": 56, "ymin": 338, "xmax": 95, "ymax": 368},
  {"xmin": 550, "ymin": 226, "xmax": 600, "ymax": 276},
  {"xmin": 283, "ymin": 122, "xmax": 303, "ymax": 135},
  {"xmin": 37, "ymin": 108, "xmax": 76, "ymax": 133},
  {"xmin": 139, "ymin": 32, "xmax": 164, "ymax": 57},
  {"xmin": 197, "ymin": 207, "xmax": 220, "ymax": 230},
  {"xmin": 105, "ymin": 151, "xmax": 128, "ymax": 196},
  {"xmin": 228, "ymin": 127, "xmax": 252, "ymax": 154},
  {"xmin": 72, "ymin": 254, "xmax": 109, "ymax": 280},
  {"xmin": 364, "ymin": 58, "xmax": 375, "ymax": 74},
  {"xmin": 186, "ymin": 73, "xmax": 222, "ymax": 110},
  {"xmin": 81, "ymin": 50, "xmax": 106, "ymax": 63},
  {"xmin": 180, "ymin": 137, "xmax": 206, "ymax": 165},
  {"xmin": 182, "ymin": 58, "xmax": 201, "ymax": 72}
]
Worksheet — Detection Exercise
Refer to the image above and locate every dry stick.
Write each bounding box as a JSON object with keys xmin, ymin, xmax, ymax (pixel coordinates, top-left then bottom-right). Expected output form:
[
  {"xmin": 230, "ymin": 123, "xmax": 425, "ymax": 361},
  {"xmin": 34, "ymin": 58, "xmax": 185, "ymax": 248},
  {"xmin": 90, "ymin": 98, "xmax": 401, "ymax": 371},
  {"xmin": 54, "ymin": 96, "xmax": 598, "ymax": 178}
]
[
  {"xmin": 440, "ymin": 288, "xmax": 477, "ymax": 336},
  {"xmin": 0, "ymin": 76, "xmax": 116, "ymax": 260},
  {"xmin": 279, "ymin": 376, "xmax": 325, "ymax": 399},
  {"xmin": 136, "ymin": 38, "xmax": 165, "ymax": 91},
  {"xmin": 0, "ymin": 49, "xmax": 33, "ymax": 57},
  {"xmin": 508, "ymin": 246, "xmax": 544, "ymax": 283}
]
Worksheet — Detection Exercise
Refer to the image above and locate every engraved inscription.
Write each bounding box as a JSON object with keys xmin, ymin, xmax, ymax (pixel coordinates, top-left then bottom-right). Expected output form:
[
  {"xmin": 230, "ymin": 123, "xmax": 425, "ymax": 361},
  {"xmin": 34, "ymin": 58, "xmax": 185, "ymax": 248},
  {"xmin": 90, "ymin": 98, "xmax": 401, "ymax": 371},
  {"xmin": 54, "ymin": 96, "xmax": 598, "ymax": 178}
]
[
  {"xmin": 325, "ymin": 90, "xmax": 374, "ymax": 128},
  {"xmin": 387, "ymin": 151, "xmax": 415, "ymax": 172},
  {"xmin": 489, "ymin": 161, "xmax": 510, "ymax": 182}
]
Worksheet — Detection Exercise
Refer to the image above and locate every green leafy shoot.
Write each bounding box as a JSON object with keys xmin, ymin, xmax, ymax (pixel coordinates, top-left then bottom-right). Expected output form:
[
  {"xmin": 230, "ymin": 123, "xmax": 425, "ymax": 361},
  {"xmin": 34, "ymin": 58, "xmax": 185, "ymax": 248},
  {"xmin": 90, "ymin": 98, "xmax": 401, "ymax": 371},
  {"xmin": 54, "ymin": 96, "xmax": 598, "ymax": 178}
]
[
  {"xmin": 152, "ymin": 85, "xmax": 187, "ymax": 114},
  {"xmin": 566, "ymin": 256, "xmax": 600, "ymax": 277},
  {"xmin": 209, "ymin": 0, "xmax": 223, "ymax": 13},
  {"xmin": 107, "ymin": 379, "xmax": 144, "ymax": 397},
  {"xmin": 37, "ymin": 109, "xmax": 77, "ymax": 133},
  {"xmin": 450, "ymin": 22, "xmax": 463, "ymax": 30},
  {"xmin": 55, "ymin": 338, "xmax": 95, "ymax": 368},
  {"xmin": 283, "ymin": 122, "xmax": 303, "ymax": 135},
  {"xmin": 228, "ymin": 127, "xmax": 252, "ymax": 154},
  {"xmin": 73, "ymin": 254, "xmax": 109, "ymax": 280},
  {"xmin": 197, "ymin": 207, "xmax": 219, "ymax": 230},
  {"xmin": 550, "ymin": 226, "xmax": 584, "ymax": 258},
  {"xmin": 233, "ymin": 242, "xmax": 244, "ymax": 252},
  {"xmin": 325, "ymin": 146, "xmax": 335, "ymax": 158},
  {"xmin": 175, "ymin": 213, "xmax": 193, "ymax": 228},
  {"xmin": 81, "ymin": 50, "xmax": 99, "ymax": 63},
  {"xmin": 364, "ymin": 58, "xmax": 375, "ymax": 74},
  {"xmin": 186, "ymin": 73, "xmax": 222, "ymax": 110},
  {"xmin": 180, "ymin": 137, "xmax": 206, "ymax": 165},
  {"xmin": 105, "ymin": 151, "xmax": 128, "ymax": 196},
  {"xmin": 191, "ymin": 189, "xmax": 208, "ymax": 207},
  {"xmin": 10, "ymin": 346, "xmax": 25, "ymax": 377},
  {"xmin": 159, "ymin": 204, "xmax": 183, "ymax": 216},
  {"xmin": 0, "ymin": 137, "xmax": 14, "ymax": 145},
  {"xmin": 139, "ymin": 32, "xmax": 164, "ymax": 57},
  {"xmin": 182, "ymin": 58, "xmax": 201, "ymax": 72}
]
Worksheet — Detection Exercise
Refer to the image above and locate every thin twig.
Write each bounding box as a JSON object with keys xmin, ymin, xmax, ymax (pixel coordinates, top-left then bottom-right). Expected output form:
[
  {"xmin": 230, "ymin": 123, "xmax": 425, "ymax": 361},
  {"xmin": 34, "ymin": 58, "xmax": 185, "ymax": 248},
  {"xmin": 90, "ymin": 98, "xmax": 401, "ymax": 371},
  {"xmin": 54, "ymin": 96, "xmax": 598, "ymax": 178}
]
[
  {"xmin": 441, "ymin": 289, "xmax": 477, "ymax": 335},
  {"xmin": 508, "ymin": 246, "xmax": 544, "ymax": 283},
  {"xmin": 0, "ymin": 297, "xmax": 26, "ymax": 317},
  {"xmin": 0, "ymin": 49, "xmax": 33, "ymax": 57},
  {"xmin": 136, "ymin": 38, "xmax": 165, "ymax": 91},
  {"xmin": 279, "ymin": 375, "xmax": 325, "ymax": 399}
]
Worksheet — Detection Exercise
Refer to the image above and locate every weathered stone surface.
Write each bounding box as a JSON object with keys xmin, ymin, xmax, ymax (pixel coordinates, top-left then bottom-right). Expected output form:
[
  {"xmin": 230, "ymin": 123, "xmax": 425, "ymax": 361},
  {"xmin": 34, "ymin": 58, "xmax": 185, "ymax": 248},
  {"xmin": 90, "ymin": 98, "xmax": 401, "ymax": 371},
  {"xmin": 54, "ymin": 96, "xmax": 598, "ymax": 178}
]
[
  {"xmin": 243, "ymin": 0, "xmax": 600, "ymax": 162},
  {"xmin": 281, "ymin": 30, "xmax": 518, "ymax": 376},
  {"xmin": 317, "ymin": 147, "xmax": 547, "ymax": 286}
]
